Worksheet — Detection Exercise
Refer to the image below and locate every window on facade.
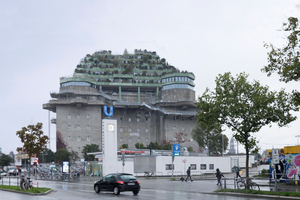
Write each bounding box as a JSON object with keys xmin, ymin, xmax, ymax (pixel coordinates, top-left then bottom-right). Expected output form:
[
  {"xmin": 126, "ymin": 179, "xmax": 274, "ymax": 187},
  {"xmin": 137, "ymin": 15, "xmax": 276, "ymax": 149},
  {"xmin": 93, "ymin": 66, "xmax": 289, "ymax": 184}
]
[
  {"xmin": 128, "ymin": 128, "xmax": 131, "ymax": 132},
  {"xmin": 146, "ymin": 128, "xmax": 148, "ymax": 133},
  {"xmin": 87, "ymin": 136, "xmax": 90, "ymax": 141},
  {"xmin": 77, "ymin": 114, "xmax": 80, "ymax": 119},
  {"xmin": 190, "ymin": 164, "xmax": 197, "ymax": 170},
  {"xmin": 77, "ymin": 136, "xmax": 81, "ymax": 141},
  {"xmin": 146, "ymin": 138, "xmax": 148, "ymax": 143},
  {"xmin": 77, "ymin": 147, "xmax": 81, "ymax": 153},
  {"xmin": 182, "ymin": 127, "xmax": 185, "ymax": 131},
  {"xmin": 137, "ymin": 128, "xmax": 140, "ymax": 132},
  {"xmin": 68, "ymin": 114, "xmax": 71, "ymax": 119},
  {"xmin": 201, "ymin": 164, "xmax": 207, "ymax": 170},
  {"xmin": 68, "ymin": 125, "xmax": 71, "ymax": 130},
  {"xmin": 190, "ymin": 138, "xmax": 193, "ymax": 141},
  {"xmin": 129, "ymin": 138, "xmax": 131, "ymax": 143},
  {"xmin": 120, "ymin": 138, "xmax": 123, "ymax": 143},
  {"xmin": 87, "ymin": 125, "xmax": 90, "ymax": 130},
  {"xmin": 137, "ymin": 118, "xmax": 140, "ymax": 122},
  {"xmin": 77, "ymin": 126, "xmax": 81, "ymax": 130},
  {"xmin": 137, "ymin": 138, "xmax": 140, "ymax": 142},
  {"xmin": 165, "ymin": 164, "xmax": 174, "ymax": 170},
  {"xmin": 68, "ymin": 136, "xmax": 71, "ymax": 141},
  {"xmin": 68, "ymin": 147, "xmax": 71, "ymax": 152},
  {"xmin": 120, "ymin": 128, "xmax": 123, "ymax": 132},
  {"xmin": 173, "ymin": 126, "xmax": 176, "ymax": 131},
  {"xmin": 190, "ymin": 127, "xmax": 193, "ymax": 131},
  {"xmin": 128, "ymin": 118, "xmax": 131, "ymax": 122},
  {"xmin": 120, "ymin": 117, "xmax": 122, "ymax": 122},
  {"xmin": 209, "ymin": 164, "xmax": 214, "ymax": 170},
  {"xmin": 87, "ymin": 114, "xmax": 90, "ymax": 119}
]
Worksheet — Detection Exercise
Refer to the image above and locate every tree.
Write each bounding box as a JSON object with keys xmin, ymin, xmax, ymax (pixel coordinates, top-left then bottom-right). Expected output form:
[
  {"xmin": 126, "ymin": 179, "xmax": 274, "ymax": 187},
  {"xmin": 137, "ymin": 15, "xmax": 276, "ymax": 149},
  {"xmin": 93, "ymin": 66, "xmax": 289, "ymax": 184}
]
[
  {"xmin": 16, "ymin": 123, "xmax": 49, "ymax": 176},
  {"xmin": 262, "ymin": 17, "xmax": 300, "ymax": 105},
  {"xmin": 82, "ymin": 144, "xmax": 100, "ymax": 161},
  {"xmin": 192, "ymin": 124, "xmax": 229, "ymax": 155},
  {"xmin": 119, "ymin": 144, "xmax": 128, "ymax": 149},
  {"xmin": 0, "ymin": 153, "xmax": 13, "ymax": 166},
  {"xmin": 37, "ymin": 148, "xmax": 55, "ymax": 163},
  {"xmin": 135, "ymin": 143, "xmax": 146, "ymax": 149},
  {"xmin": 55, "ymin": 148, "xmax": 70, "ymax": 164},
  {"xmin": 56, "ymin": 131, "xmax": 66, "ymax": 149},
  {"xmin": 69, "ymin": 151, "xmax": 79, "ymax": 164},
  {"xmin": 196, "ymin": 72, "xmax": 298, "ymax": 177}
]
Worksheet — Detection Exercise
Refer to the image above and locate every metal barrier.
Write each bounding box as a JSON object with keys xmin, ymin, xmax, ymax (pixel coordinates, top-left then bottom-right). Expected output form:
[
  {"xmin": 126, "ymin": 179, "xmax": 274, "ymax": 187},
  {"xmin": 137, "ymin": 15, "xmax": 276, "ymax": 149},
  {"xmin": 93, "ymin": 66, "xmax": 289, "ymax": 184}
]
[
  {"xmin": 155, "ymin": 171, "xmax": 163, "ymax": 177},
  {"xmin": 167, "ymin": 171, "xmax": 182, "ymax": 176}
]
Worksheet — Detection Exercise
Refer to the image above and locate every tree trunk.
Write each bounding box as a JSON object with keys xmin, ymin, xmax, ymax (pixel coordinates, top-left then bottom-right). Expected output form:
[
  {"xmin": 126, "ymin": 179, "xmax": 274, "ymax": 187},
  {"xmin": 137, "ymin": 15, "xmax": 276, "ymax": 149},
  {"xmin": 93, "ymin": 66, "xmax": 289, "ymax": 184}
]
[
  {"xmin": 28, "ymin": 157, "xmax": 31, "ymax": 177},
  {"xmin": 245, "ymin": 135, "xmax": 249, "ymax": 178}
]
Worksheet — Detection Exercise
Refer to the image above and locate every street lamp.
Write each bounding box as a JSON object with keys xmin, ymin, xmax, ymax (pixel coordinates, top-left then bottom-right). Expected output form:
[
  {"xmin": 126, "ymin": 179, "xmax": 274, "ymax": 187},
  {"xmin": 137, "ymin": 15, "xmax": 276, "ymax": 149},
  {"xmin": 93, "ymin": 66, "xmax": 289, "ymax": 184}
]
[{"xmin": 295, "ymin": 135, "xmax": 300, "ymax": 145}]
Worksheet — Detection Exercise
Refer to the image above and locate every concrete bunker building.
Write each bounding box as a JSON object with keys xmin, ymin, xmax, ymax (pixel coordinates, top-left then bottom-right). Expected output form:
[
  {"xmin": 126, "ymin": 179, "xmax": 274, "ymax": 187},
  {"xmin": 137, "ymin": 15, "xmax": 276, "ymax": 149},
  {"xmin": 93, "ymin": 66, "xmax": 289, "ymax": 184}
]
[{"xmin": 43, "ymin": 49, "xmax": 199, "ymax": 157}]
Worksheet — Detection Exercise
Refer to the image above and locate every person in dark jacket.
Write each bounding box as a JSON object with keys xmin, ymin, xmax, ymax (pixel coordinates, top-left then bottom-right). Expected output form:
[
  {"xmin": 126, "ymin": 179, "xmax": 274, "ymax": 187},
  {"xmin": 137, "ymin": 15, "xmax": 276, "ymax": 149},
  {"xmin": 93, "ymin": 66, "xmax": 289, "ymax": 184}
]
[
  {"xmin": 216, "ymin": 168, "xmax": 224, "ymax": 185},
  {"xmin": 185, "ymin": 166, "xmax": 193, "ymax": 182}
]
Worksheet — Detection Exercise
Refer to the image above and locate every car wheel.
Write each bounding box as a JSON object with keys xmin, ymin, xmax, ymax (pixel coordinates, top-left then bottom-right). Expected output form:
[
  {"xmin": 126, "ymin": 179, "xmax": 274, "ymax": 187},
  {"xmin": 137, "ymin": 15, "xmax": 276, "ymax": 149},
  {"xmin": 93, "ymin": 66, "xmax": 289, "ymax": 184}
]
[
  {"xmin": 113, "ymin": 186, "xmax": 120, "ymax": 195},
  {"xmin": 133, "ymin": 190, "xmax": 139, "ymax": 195},
  {"xmin": 94, "ymin": 185, "xmax": 100, "ymax": 193}
]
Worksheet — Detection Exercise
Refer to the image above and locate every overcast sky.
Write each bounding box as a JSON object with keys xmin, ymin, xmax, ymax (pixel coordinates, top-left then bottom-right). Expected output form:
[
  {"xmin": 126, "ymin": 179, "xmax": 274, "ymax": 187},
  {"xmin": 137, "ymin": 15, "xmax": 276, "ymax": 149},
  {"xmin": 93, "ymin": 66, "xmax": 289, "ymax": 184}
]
[{"xmin": 1, "ymin": 0, "xmax": 300, "ymax": 155}]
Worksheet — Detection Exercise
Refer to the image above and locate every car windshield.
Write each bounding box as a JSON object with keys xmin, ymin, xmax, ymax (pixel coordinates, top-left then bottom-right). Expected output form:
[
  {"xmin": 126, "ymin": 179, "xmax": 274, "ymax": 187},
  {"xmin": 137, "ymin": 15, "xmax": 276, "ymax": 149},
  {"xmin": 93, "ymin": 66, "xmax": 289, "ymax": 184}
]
[
  {"xmin": 120, "ymin": 175, "xmax": 136, "ymax": 181},
  {"xmin": 9, "ymin": 167, "xmax": 17, "ymax": 170}
]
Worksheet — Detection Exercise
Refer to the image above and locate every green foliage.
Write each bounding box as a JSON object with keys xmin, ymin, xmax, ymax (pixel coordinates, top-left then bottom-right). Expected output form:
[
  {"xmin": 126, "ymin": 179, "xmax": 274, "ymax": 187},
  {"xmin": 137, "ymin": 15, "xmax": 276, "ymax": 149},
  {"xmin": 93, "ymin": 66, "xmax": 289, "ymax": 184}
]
[
  {"xmin": 187, "ymin": 147, "xmax": 194, "ymax": 152},
  {"xmin": 135, "ymin": 143, "xmax": 146, "ymax": 149},
  {"xmin": 82, "ymin": 144, "xmax": 100, "ymax": 161},
  {"xmin": 196, "ymin": 72, "xmax": 298, "ymax": 177},
  {"xmin": 120, "ymin": 144, "xmax": 128, "ymax": 149},
  {"xmin": 145, "ymin": 141, "xmax": 172, "ymax": 150},
  {"xmin": 69, "ymin": 150, "xmax": 79, "ymax": 164},
  {"xmin": 55, "ymin": 148, "xmax": 70, "ymax": 164},
  {"xmin": 262, "ymin": 17, "xmax": 300, "ymax": 106},
  {"xmin": 192, "ymin": 124, "xmax": 228, "ymax": 155},
  {"xmin": 0, "ymin": 185, "xmax": 51, "ymax": 193},
  {"xmin": 216, "ymin": 188, "xmax": 300, "ymax": 197},
  {"xmin": 0, "ymin": 153, "xmax": 12, "ymax": 166},
  {"xmin": 37, "ymin": 148, "xmax": 55, "ymax": 163}
]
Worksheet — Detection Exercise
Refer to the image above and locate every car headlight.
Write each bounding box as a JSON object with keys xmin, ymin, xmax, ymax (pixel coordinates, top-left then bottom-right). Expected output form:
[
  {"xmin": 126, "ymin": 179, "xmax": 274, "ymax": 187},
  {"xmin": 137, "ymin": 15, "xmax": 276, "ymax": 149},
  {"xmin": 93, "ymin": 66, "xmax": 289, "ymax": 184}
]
[{"xmin": 94, "ymin": 181, "xmax": 97, "ymax": 184}]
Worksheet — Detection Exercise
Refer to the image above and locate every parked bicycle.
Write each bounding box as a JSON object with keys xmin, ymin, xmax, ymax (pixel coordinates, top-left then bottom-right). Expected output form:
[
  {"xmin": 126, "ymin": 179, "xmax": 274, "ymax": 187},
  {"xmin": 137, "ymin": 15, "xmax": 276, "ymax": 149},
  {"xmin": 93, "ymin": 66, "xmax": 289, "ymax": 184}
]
[
  {"xmin": 144, "ymin": 171, "xmax": 156, "ymax": 179},
  {"xmin": 20, "ymin": 176, "xmax": 33, "ymax": 190},
  {"xmin": 236, "ymin": 177, "xmax": 260, "ymax": 190}
]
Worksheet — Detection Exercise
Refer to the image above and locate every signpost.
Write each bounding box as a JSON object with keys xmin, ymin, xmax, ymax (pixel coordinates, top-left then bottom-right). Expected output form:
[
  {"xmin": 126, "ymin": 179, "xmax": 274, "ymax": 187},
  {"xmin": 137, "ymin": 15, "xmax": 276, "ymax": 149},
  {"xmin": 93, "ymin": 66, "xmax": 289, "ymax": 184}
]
[
  {"xmin": 272, "ymin": 148, "xmax": 279, "ymax": 194},
  {"xmin": 172, "ymin": 144, "xmax": 180, "ymax": 178}
]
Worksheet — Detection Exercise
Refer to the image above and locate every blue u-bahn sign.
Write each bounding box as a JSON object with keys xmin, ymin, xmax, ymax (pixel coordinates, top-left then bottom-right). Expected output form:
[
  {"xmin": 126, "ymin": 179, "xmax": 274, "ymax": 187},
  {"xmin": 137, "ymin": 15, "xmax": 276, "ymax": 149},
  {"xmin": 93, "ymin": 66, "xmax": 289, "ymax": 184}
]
[
  {"xmin": 104, "ymin": 106, "xmax": 113, "ymax": 117},
  {"xmin": 173, "ymin": 144, "xmax": 180, "ymax": 156}
]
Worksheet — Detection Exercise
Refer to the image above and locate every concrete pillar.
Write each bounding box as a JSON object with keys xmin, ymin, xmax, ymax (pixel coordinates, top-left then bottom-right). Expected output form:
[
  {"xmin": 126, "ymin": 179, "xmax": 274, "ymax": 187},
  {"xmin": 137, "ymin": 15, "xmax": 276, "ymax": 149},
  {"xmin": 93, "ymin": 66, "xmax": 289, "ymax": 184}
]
[
  {"xmin": 119, "ymin": 86, "xmax": 121, "ymax": 101},
  {"xmin": 138, "ymin": 86, "xmax": 140, "ymax": 104}
]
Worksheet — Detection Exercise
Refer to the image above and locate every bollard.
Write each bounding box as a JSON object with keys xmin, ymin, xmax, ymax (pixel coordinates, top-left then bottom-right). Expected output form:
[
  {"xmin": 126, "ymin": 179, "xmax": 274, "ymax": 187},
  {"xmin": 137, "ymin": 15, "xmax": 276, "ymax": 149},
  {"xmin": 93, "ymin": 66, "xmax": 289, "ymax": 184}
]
[
  {"xmin": 234, "ymin": 176, "xmax": 236, "ymax": 189},
  {"xmin": 9, "ymin": 176, "xmax": 10, "ymax": 187},
  {"xmin": 224, "ymin": 178, "xmax": 226, "ymax": 189}
]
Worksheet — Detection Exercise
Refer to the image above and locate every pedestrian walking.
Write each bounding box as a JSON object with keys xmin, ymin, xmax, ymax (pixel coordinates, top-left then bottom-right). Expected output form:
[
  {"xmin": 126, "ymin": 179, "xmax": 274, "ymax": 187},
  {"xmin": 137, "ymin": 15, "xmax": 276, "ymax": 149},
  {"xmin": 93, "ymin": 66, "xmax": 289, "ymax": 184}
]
[
  {"xmin": 235, "ymin": 166, "xmax": 241, "ymax": 179},
  {"xmin": 216, "ymin": 168, "xmax": 224, "ymax": 186},
  {"xmin": 185, "ymin": 166, "xmax": 193, "ymax": 182}
]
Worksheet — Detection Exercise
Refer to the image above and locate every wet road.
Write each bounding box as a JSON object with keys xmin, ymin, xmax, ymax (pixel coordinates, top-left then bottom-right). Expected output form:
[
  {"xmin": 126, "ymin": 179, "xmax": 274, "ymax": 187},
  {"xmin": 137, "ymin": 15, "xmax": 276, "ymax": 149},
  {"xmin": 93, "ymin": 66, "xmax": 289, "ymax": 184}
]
[{"xmin": 0, "ymin": 177, "xmax": 277, "ymax": 200}]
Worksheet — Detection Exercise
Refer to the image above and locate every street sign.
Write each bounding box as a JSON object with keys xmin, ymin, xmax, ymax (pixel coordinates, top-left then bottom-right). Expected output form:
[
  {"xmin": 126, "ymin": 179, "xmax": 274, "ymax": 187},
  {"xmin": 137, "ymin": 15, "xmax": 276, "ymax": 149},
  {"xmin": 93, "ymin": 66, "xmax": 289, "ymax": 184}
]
[
  {"xmin": 272, "ymin": 148, "xmax": 279, "ymax": 164},
  {"xmin": 173, "ymin": 144, "xmax": 180, "ymax": 156}
]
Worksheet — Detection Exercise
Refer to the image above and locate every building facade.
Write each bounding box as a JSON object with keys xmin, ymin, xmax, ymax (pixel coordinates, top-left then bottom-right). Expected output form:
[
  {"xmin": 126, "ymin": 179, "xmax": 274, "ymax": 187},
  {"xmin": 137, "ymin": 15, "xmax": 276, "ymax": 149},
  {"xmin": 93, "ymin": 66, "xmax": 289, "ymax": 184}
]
[{"xmin": 43, "ymin": 49, "xmax": 199, "ymax": 157}]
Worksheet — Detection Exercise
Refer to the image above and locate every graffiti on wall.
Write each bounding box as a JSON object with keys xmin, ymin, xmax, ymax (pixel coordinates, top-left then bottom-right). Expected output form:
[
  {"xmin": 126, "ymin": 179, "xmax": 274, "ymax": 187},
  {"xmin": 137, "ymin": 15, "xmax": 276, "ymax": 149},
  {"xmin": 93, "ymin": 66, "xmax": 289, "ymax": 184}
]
[{"xmin": 269, "ymin": 154, "xmax": 300, "ymax": 180}]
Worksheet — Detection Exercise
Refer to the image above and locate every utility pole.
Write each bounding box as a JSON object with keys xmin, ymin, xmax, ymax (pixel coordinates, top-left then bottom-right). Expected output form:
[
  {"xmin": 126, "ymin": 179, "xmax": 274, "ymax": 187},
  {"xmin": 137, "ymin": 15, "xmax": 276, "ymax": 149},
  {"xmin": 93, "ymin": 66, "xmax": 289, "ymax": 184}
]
[{"xmin": 296, "ymin": 135, "xmax": 300, "ymax": 145}]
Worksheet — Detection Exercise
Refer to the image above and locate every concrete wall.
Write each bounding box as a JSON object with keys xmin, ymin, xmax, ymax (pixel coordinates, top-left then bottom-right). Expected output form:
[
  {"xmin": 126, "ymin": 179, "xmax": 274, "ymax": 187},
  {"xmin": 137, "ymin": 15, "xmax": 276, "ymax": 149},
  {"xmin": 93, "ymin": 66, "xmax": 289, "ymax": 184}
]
[
  {"xmin": 56, "ymin": 104, "xmax": 102, "ymax": 154},
  {"xmin": 133, "ymin": 155, "xmax": 156, "ymax": 173},
  {"xmin": 230, "ymin": 155, "xmax": 255, "ymax": 168},
  {"xmin": 161, "ymin": 88, "xmax": 195, "ymax": 102},
  {"xmin": 117, "ymin": 161, "xmax": 134, "ymax": 174},
  {"xmin": 123, "ymin": 155, "xmax": 232, "ymax": 176}
]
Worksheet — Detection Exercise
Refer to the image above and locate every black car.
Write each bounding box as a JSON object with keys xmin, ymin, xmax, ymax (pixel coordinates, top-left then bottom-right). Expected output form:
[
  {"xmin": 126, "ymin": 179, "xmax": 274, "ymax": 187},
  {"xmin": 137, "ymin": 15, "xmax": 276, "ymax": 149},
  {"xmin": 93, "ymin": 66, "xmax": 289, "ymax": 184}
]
[{"xmin": 94, "ymin": 173, "xmax": 140, "ymax": 195}]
